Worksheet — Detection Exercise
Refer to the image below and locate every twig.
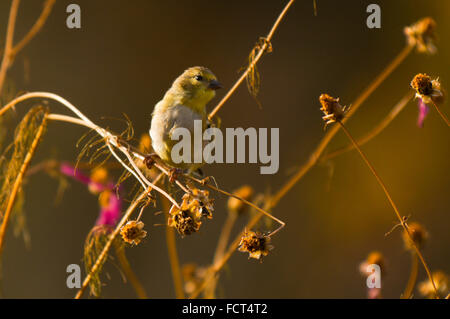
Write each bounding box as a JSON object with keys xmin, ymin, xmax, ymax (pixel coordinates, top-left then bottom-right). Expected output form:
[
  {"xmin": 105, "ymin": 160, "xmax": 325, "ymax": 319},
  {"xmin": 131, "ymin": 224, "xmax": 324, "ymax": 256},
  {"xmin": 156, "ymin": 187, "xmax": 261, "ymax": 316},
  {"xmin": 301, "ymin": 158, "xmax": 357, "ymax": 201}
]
[
  {"xmin": 188, "ymin": 175, "xmax": 285, "ymax": 237},
  {"xmin": 207, "ymin": 0, "xmax": 295, "ymax": 121},
  {"xmin": 75, "ymin": 177, "xmax": 162, "ymax": 299},
  {"xmin": 321, "ymin": 91, "xmax": 414, "ymax": 162},
  {"xmin": 113, "ymin": 241, "xmax": 148, "ymax": 299},
  {"xmin": 337, "ymin": 121, "xmax": 439, "ymax": 298},
  {"xmin": 0, "ymin": 110, "xmax": 47, "ymax": 256},
  {"xmin": 189, "ymin": 211, "xmax": 263, "ymax": 299},
  {"xmin": 10, "ymin": 0, "xmax": 56, "ymax": 57},
  {"xmin": 1, "ymin": 91, "xmax": 181, "ymax": 208},
  {"xmin": 0, "ymin": 0, "xmax": 55, "ymax": 95},
  {"xmin": 205, "ymin": 211, "xmax": 237, "ymax": 298},
  {"xmin": 0, "ymin": 0, "xmax": 20, "ymax": 95},
  {"xmin": 402, "ymin": 252, "xmax": 419, "ymax": 299},
  {"xmin": 161, "ymin": 195, "xmax": 185, "ymax": 299},
  {"xmin": 430, "ymin": 100, "xmax": 450, "ymax": 127},
  {"xmin": 269, "ymin": 44, "xmax": 414, "ymax": 209}
]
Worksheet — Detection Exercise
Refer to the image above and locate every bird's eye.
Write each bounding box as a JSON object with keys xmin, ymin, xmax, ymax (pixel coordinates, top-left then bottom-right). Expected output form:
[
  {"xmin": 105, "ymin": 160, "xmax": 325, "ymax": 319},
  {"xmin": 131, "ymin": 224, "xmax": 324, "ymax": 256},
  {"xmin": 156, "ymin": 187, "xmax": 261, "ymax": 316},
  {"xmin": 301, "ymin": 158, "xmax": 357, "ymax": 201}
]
[{"xmin": 194, "ymin": 75, "xmax": 203, "ymax": 81}]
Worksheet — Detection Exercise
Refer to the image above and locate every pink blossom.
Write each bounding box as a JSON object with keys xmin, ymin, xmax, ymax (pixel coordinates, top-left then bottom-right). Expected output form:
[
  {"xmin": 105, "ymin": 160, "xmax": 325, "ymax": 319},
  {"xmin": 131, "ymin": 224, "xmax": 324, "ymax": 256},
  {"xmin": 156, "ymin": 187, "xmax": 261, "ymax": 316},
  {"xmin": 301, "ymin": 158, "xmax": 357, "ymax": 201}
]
[
  {"xmin": 417, "ymin": 98, "xmax": 429, "ymax": 128},
  {"xmin": 60, "ymin": 162, "xmax": 122, "ymax": 228}
]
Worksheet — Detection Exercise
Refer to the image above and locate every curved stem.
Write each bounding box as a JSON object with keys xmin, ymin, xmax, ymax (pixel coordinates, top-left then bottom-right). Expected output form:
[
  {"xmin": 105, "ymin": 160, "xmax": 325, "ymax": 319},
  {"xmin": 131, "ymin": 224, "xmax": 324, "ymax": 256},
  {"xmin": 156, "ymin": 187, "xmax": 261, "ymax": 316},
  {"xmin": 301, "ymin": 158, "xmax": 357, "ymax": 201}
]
[
  {"xmin": 10, "ymin": 0, "xmax": 56, "ymax": 57},
  {"xmin": 0, "ymin": 110, "xmax": 47, "ymax": 256},
  {"xmin": 114, "ymin": 241, "xmax": 148, "ymax": 299},
  {"xmin": 402, "ymin": 252, "xmax": 419, "ymax": 299},
  {"xmin": 187, "ymin": 175, "xmax": 285, "ymax": 237},
  {"xmin": 205, "ymin": 211, "xmax": 238, "ymax": 298},
  {"xmin": 270, "ymin": 44, "xmax": 414, "ymax": 209},
  {"xmin": 189, "ymin": 211, "xmax": 263, "ymax": 299},
  {"xmin": 161, "ymin": 194, "xmax": 185, "ymax": 299},
  {"xmin": 0, "ymin": 0, "xmax": 20, "ymax": 95},
  {"xmin": 430, "ymin": 100, "xmax": 450, "ymax": 127},
  {"xmin": 75, "ymin": 178, "xmax": 162, "ymax": 299},
  {"xmin": 321, "ymin": 91, "xmax": 413, "ymax": 162},
  {"xmin": 337, "ymin": 121, "xmax": 439, "ymax": 299}
]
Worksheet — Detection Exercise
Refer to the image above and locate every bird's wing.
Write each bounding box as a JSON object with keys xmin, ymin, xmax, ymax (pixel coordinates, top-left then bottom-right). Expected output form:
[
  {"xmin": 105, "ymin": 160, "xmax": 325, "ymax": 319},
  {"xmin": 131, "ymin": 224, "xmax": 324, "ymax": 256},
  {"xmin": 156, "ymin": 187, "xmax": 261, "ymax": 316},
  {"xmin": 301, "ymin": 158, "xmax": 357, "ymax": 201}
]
[{"xmin": 167, "ymin": 105, "xmax": 204, "ymax": 141}]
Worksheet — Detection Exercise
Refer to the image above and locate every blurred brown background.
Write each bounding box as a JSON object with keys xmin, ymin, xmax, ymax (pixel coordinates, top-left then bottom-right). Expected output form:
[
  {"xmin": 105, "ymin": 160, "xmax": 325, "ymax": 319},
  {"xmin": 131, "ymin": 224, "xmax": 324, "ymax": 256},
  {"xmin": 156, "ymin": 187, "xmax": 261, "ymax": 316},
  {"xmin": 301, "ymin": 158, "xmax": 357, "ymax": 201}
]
[{"xmin": 0, "ymin": 0, "xmax": 448, "ymax": 298}]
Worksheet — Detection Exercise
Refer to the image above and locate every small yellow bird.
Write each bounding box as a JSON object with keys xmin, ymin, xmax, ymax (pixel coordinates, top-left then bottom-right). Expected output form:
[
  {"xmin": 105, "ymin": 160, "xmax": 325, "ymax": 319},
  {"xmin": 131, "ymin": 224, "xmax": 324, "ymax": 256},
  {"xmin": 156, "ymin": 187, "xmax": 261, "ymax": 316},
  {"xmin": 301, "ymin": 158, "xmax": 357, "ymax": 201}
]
[{"xmin": 149, "ymin": 66, "xmax": 222, "ymax": 171}]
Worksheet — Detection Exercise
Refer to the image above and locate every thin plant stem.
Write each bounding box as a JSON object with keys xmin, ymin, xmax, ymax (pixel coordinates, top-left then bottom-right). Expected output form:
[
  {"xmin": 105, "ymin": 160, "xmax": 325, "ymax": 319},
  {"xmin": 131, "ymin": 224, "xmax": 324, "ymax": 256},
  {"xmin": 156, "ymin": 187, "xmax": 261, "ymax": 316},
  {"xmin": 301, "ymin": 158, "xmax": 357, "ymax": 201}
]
[
  {"xmin": 207, "ymin": 0, "xmax": 295, "ymax": 121},
  {"xmin": 189, "ymin": 211, "xmax": 262, "ymax": 299},
  {"xmin": 113, "ymin": 241, "xmax": 148, "ymax": 299},
  {"xmin": 0, "ymin": 0, "xmax": 20, "ymax": 96},
  {"xmin": 205, "ymin": 211, "xmax": 238, "ymax": 298},
  {"xmin": 337, "ymin": 121, "xmax": 439, "ymax": 298},
  {"xmin": 187, "ymin": 176, "xmax": 285, "ymax": 237},
  {"xmin": 402, "ymin": 252, "xmax": 419, "ymax": 299},
  {"xmin": 0, "ymin": 111, "xmax": 47, "ymax": 256},
  {"xmin": 191, "ymin": 44, "xmax": 415, "ymax": 299},
  {"xmin": 161, "ymin": 194, "xmax": 185, "ymax": 299},
  {"xmin": 75, "ymin": 177, "xmax": 162, "ymax": 299},
  {"xmin": 430, "ymin": 100, "xmax": 450, "ymax": 127},
  {"xmin": 0, "ymin": 0, "xmax": 55, "ymax": 95},
  {"xmin": 45, "ymin": 113, "xmax": 180, "ymax": 209},
  {"xmin": 321, "ymin": 91, "xmax": 414, "ymax": 162},
  {"xmin": 270, "ymin": 44, "xmax": 414, "ymax": 209},
  {"xmin": 10, "ymin": 0, "xmax": 56, "ymax": 57}
]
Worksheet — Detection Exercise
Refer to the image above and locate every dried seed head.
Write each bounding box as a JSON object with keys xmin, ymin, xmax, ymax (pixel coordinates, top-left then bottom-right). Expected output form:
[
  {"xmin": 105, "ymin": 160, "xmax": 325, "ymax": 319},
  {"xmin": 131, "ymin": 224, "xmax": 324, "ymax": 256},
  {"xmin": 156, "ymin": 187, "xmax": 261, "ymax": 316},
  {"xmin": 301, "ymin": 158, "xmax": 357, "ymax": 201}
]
[
  {"xmin": 411, "ymin": 73, "xmax": 443, "ymax": 105},
  {"xmin": 168, "ymin": 189, "xmax": 214, "ymax": 236},
  {"xmin": 238, "ymin": 229, "xmax": 273, "ymax": 260},
  {"xmin": 404, "ymin": 17, "xmax": 437, "ymax": 54},
  {"xmin": 359, "ymin": 251, "xmax": 386, "ymax": 276},
  {"xmin": 120, "ymin": 220, "xmax": 147, "ymax": 245},
  {"xmin": 418, "ymin": 271, "xmax": 449, "ymax": 298},
  {"xmin": 402, "ymin": 222, "xmax": 428, "ymax": 250},
  {"xmin": 319, "ymin": 94, "xmax": 348, "ymax": 127},
  {"xmin": 227, "ymin": 185, "xmax": 254, "ymax": 214},
  {"xmin": 411, "ymin": 73, "xmax": 433, "ymax": 96},
  {"xmin": 168, "ymin": 206, "xmax": 202, "ymax": 236},
  {"xmin": 190, "ymin": 188, "xmax": 214, "ymax": 219}
]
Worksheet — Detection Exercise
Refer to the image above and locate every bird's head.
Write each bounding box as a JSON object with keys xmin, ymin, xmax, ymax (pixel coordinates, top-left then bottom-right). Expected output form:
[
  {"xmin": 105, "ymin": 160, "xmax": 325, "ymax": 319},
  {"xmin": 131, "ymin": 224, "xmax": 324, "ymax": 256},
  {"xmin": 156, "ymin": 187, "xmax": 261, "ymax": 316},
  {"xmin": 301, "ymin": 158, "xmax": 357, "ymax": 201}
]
[{"xmin": 168, "ymin": 66, "xmax": 222, "ymax": 113}]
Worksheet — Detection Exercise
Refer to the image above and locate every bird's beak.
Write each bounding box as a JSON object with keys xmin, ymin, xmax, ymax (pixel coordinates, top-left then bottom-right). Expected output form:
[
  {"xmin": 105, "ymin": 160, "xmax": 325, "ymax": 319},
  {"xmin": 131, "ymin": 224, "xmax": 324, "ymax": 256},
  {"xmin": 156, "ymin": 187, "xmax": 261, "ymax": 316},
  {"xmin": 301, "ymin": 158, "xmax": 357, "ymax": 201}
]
[{"xmin": 208, "ymin": 80, "xmax": 223, "ymax": 90}]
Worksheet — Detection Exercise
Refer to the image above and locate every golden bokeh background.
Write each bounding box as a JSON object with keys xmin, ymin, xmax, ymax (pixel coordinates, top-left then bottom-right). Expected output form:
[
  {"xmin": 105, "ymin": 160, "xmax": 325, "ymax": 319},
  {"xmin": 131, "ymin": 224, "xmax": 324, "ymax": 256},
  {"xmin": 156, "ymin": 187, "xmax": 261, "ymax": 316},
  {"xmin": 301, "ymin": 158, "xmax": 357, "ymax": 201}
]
[{"xmin": 0, "ymin": 0, "xmax": 448, "ymax": 298}]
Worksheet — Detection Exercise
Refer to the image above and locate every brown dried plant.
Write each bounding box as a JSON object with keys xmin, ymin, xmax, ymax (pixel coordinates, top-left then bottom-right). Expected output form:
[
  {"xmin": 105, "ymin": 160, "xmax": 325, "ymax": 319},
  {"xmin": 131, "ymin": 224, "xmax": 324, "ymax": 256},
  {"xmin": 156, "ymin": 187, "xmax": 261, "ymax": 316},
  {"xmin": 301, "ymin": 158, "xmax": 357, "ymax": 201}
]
[{"xmin": 0, "ymin": 0, "xmax": 447, "ymax": 301}]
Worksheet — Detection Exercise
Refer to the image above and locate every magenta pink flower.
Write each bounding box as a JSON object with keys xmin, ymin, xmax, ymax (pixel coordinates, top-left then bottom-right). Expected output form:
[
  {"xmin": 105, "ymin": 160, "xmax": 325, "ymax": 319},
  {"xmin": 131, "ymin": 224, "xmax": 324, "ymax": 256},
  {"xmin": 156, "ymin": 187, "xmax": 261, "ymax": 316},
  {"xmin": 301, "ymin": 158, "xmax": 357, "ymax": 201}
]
[
  {"xmin": 96, "ymin": 191, "xmax": 121, "ymax": 227},
  {"xmin": 417, "ymin": 98, "xmax": 429, "ymax": 128},
  {"xmin": 60, "ymin": 162, "xmax": 122, "ymax": 228}
]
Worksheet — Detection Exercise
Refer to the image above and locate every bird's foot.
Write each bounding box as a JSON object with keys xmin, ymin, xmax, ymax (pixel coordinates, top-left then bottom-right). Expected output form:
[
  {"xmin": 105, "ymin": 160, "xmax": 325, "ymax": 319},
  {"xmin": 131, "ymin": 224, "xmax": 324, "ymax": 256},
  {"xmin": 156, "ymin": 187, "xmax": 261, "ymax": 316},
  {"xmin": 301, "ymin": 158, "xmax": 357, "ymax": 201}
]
[
  {"xmin": 199, "ymin": 176, "xmax": 211, "ymax": 186},
  {"xmin": 168, "ymin": 168, "xmax": 182, "ymax": 183},
  {"xmin": 144, "ymin": 153, "xmax": 160, "ymax": 169}
]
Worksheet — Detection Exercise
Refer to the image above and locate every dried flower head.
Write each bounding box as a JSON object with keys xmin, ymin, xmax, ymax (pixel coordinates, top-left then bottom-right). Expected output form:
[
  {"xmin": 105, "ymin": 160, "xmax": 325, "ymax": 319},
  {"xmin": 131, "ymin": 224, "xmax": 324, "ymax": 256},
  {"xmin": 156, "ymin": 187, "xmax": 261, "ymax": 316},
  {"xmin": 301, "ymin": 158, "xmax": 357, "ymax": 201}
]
[
  {"xmin": 120, "ymin": 220, "xmax": 147, "ymax": 245},
  {"xmin": 182, "ymin": 263, "xmax": 208, "ymax": 295},
  {"xmin": 319, "ymin": 94, "xmax": 348, "ymax": 128},
  {"xmin": 359, "ymin": 251, "xmax": 386, "ymax": 277},
  {"xmin": 168, "ymin": 189, "xmax": 214, "ymax": 236},
  {"xmin": 189, "ymin": 188, "xmax": 214, "ymax": 218},
  {"xmin": 404, "ymin": 17, "xmax": 437, "ymax": 54},
  {"xmin": 402, "ymin": 222, "xmax": 428, "ymax": 250},
  {"xmin": 227, "ymin": 185, "xmax": 254, "ymax": 214},
  {"xmin": 410, "ymin": 73, "xmax": 443, "ymax": 105},
  {"xmin": 418, "ymin": 271, "xmax": 449, "ymax": 298},
  {"xmin": 238, "ymin": 229, "xmax": 273, "ymax": 260}
]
